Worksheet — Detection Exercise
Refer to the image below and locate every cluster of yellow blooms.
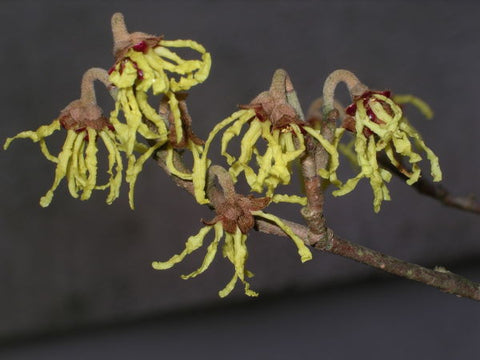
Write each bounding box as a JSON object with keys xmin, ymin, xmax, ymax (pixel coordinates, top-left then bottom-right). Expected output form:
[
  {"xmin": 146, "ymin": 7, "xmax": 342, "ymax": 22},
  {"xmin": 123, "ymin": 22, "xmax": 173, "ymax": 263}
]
[
  {"xmin": 153, "ymin": 187, "xmax": 312, "ymax": 297},
  {"xmin": 5, "ymin": 13, "xmax": 211, "ymax": 209},
  {"xmin": 333, "ymin": 91, "xmax": 442, "ymax": 212},
  {"xmin": 4, "ymin": 13, "xmax": 442, "ymax": 296}
]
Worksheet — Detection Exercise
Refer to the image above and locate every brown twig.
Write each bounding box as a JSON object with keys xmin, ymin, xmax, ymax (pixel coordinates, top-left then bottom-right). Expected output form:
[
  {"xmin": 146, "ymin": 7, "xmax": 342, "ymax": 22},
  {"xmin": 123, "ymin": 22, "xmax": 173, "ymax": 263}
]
[
  {"xmin": 265, "ymin": 69, "xmax": 329, "ymax": 245},
  {"xmin": 378, "ymin": 153, "xmax": 480, "ymax": 215},
  {"xmin": 256, "ymin": 217, "xmax": 480, "ymax": 301}
]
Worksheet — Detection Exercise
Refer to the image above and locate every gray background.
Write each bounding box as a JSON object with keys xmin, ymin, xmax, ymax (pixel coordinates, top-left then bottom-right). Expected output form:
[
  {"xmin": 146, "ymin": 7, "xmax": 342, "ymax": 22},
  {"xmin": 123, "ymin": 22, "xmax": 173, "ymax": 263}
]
[{"xmin": 1, "ymin": 0, "xmax": 479, "ymax": 358}]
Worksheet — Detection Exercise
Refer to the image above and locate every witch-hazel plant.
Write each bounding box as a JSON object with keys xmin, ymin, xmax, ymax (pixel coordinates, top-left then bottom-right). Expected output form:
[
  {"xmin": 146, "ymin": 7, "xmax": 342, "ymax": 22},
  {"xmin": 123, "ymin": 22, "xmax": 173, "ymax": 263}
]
[
  {"xmin": 4, "ymin": 68, "xmax": 123, "ymax": 207},
  {"xmin": 8, "ymin": 12, "xmax": 480, "ymax": 302}
]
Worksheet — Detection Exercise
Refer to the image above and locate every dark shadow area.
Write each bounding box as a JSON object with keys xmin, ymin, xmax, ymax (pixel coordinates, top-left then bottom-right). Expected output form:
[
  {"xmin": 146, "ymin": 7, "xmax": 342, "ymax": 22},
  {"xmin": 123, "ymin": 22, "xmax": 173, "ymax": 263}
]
[{"xmin": 1, "ymin": 257, "xmax": 479, "ymax": 359}]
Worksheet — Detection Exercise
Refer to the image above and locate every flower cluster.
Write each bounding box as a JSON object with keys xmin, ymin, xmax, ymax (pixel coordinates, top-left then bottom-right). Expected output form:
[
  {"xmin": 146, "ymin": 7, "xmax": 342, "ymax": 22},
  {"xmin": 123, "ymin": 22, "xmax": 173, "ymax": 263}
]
[
  {"xmin": 108, "ymin": 13, "xmax": 210, "ymax": 154},
  {"xmin": 4, "ymin": 13, "xmax": 211, "ymax": 209},
  {"xmin": 152, "ymin": 167, "xmax": 312, "ymax": 297},
  {"xmin": 108, "ymin": 12, "xmax": 211, "ymax": 208},
  {"xmin": 334, "ymin": 90, "xmax": 442, "ymax": 212},
  {"xmin": 4, "ymin": 68, "xmax": 122, "ymax": 207},
  {"xmin": 4, "ymin": 13, "xmax": 445, "ymax": 298},
  {"xmin": 192, "ymin": 69, "xmax": 339, "ymax": 206}
]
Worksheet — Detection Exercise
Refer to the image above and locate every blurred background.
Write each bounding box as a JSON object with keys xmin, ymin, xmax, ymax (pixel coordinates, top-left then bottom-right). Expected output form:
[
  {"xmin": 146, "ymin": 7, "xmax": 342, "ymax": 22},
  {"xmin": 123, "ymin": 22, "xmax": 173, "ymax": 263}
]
[{"xmin": 0, "ymin": 0, "xmax": 479, "ymax": 358}]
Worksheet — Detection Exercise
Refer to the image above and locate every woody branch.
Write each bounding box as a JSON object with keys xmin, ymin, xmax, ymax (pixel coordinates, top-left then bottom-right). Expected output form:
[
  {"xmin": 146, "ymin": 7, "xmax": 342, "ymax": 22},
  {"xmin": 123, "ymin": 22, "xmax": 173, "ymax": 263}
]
[{"xmin": 152, "ymin": 68, "xmax": 480, "ymax": 301}]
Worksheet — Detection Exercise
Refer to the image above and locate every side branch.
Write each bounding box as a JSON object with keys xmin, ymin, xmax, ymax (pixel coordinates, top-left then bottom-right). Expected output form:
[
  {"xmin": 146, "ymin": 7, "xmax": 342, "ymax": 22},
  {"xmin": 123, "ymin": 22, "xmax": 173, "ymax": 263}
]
[
  {"xmin": 378, "ymin": 154, "xmax": 480, "ymax": 215},
  {"xmin": 256, "ymin": 218, "xmax": 480, "ymax": 301},
  {"xmin": 153, "ymin": 137, "xmax": 480, "ymax": 301}
]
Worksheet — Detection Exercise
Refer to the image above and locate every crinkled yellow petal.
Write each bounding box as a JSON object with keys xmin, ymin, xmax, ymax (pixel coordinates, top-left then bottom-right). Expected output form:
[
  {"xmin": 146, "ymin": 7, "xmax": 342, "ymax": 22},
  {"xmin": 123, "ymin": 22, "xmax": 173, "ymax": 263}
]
[
  {"xmin": 253, "ymin": 145, "xmax": 274, "ymax": 192},
  {"xmin": 356, "ymin": 100, "xmax": 389, "ymax": 138},
  {"xmin": 193, "ymin": 110, "xmax": 251, "ymax": 204},
  {"xmin": 181, "ymin": 222, "xmax": 224, "ymax": 279},
  {"xmin": 135, "ymin": 91, "xmax": 168, "ymax": 135},
  {"xmin": 165, "ymin": 145, "xmax": 193, "ymax": 180},
  {"xmin": 400, "ymin": 121, "xmax": 442, "ymax": 182},
  {"xmin": 158, "ymin": 39, "xmax": 212, "ymax": 91},
  {"xmin": 303, "ymin": 125, "xmax": 341, "ymax": 186},
  {"xmin": 76, "ymin": 139, "xmax": 87, "ymax": 184},
  {"xmin": 38, "ymin": 139, "xmax": 59, "ymax": 163},
  {"xmin": 219, "ymin": 231, "xmax": 258, "ymax": 298},
  {"xmin": 368, "ymin": 97, "xmax": 402, "ymax": 135},
  {"xmin": 280, "ymin": 130, "xmax": 295, "ymax": 152},
  {"xmin": 4, "ymin": 119, "xmax": 61, "ymax": 161},
  {"xmin": 242, "ymin": 277, "xmax": 259, "ymax": 297},
  {"xmin": 39, "ymin": 130, "xmax": 78, "ymax": 207},
  {"xmin": 134, "ymin": 50, "xmax": 169, "ymax": 94},
  {"xmin": 217, "ymin": 271, "xmax": 259, "ymax": 298},
  {"xmin": 80, "ymin": 128, "xmax": 99, "ymax": 201},
  {"xmin": 229, "ymin": 118, "xmax": 263, "ymax": 178},
  {"xmin": 109, "ymin": 60, "xmax": 138, "ymax": 88},
  {"xmin": 134, "ymin": 50, "xmax": 163, "ymax": 92},
  {"xmin": 252, "ymin": 210, "xmax": 312, "ymax": 263},
  {"xmin": 221, "ymin": 109, "xmax": 255, "ymax": 165},
  {"xmin": 334, "ymin": 123, "xmax": 370, "ymax": 197},
  {"xmin": 366, "ymin": 136, "xmax": 390, "ymax": 213},
  {"xmin": 190, "ymin": 142, "xmax": 210, "ymax": 205},
  {"xmin": 154, "ymin": 47, "xmax": 203, "ymax": 77},
  {"xmin": 281, "ymin": 124, "xmax": 305, "ymax": 162},
  {"xmin": 126, "ymin": 141, "xmax": 162, "ymax": 209},
  {"xmin": 334, "ymin": 101, "xmax": 393, "ymax": 212},
  {"xmin": 66, "ymin": 131, "xmax": 86, "ymax": 198},
  {"xmin": 218, "ymin": 273, "xmax": 239, "ymax": 298},
  {"xmin": 110, "ymin": 88, "xmax": 142, "ymax": 155},
  {"xmin": 152, "ymin": 225, "xmax": 213, "ymax": 270},
  {"xmin": 99, "ymin": 130, "xmax": 123, "ymax": 204},
  {"xmin": 333, "ymin": 174, "xmax": 363, "ymax": 198},
  {"xmin": 166, "ymin": 91, "xmax": 183, "ymax": 144},
  {"xmin": 232, "ymin": 229, "xmax": 248, "ymax": 282},
  {"xmin": 271, "ymin": 194, "xmax": 307, "ymax": 205},
  {"xmin": 254, "ymin": 127, "xmax": 294, "ymax": 191},
  {"xmin": 393, "ymin": 94, "xmax": 434, "ymax": 119}
]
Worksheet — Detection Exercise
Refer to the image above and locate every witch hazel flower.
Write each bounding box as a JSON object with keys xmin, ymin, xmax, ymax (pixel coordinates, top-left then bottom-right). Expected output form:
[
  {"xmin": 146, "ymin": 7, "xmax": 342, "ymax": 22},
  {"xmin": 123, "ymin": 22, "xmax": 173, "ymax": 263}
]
[
  {"xmin": 192, "ymin": 69, "xmax": 339, "ymax": 205},
  {"xmin": 336, "ymin": 90, "xmax": 442, "ymax": 212},
  {"xmin": 152, "ymin": 166, "xmax": 312, "ymax": 297},
  {"xmin": 4, "ymin": 68, "xmax": 123, "ymax": 207},
  {"xmin": 108, "ymin": 12, "xmax": 211, "ymax": 154}
]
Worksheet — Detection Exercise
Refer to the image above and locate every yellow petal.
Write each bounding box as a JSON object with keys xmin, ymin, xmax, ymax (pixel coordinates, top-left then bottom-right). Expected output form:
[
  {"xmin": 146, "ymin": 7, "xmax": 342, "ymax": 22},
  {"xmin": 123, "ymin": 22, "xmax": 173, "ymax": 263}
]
[
  {"xmin": 126, "ymin": 141, "xmax": 162, "ymax": 209},
  {"xmin": 79, "ymin": 128, "xmax": 99, "ymax": 201},
  {"xmin": 221, "ymin": 110, "xmax": 254, "ymax": 165},
  {"xmin": 252, "ymin": 210, "xmax": 312, "ymax": 263},
  {"xmin": 271, "ymin": 194, "xmax": 307, "ymax": 205},
  {"xmin": 66, "ymin": 131, "xmax": 86, "ymax": 198},
  {"xmin": 152, "ymin": 225, "xmax": 213, "ymax": 270},
  {"xmin": 99, "ymin": 130, "xmax": 123, "ymax": 204},
  {"xmin": 4, "ymin": 119, "xmax": 61, "ymax": 151},
  {"xmin": 39, "ymin": 130, "xmax": 78, "ymax": 207},
  {"xmin": 181, "ymin": 222, "xmax": 224, "ymax": 279},
  {"xmin": 232, "ymin": 229, "xmax": 248, "ymax": 281},
  {"xmin": 393, "ymin": 94, "xmax": 434, "ymax": 119}
]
